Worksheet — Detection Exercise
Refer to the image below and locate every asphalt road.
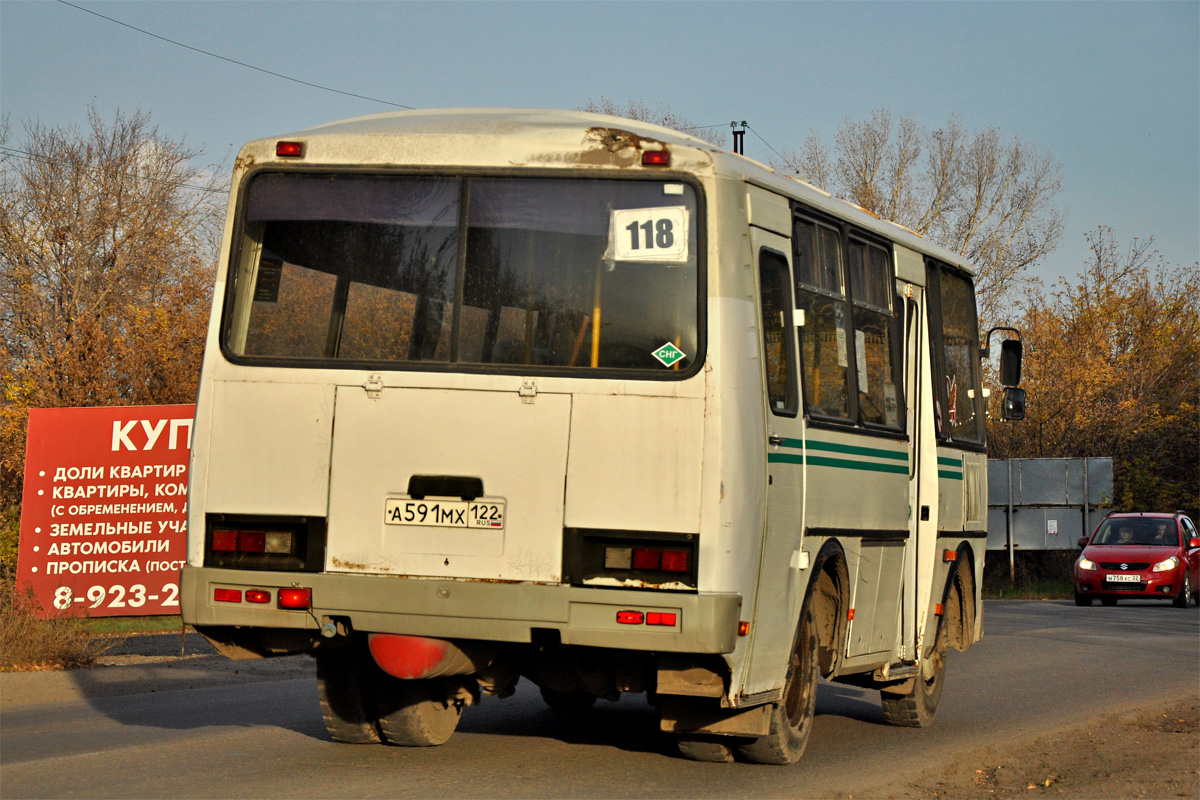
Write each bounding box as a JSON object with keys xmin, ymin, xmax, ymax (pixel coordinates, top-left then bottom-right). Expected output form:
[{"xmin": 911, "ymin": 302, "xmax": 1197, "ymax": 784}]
[{"xmin": 2, "ymin": 600, "xmax": 1197, "ymax": 799}]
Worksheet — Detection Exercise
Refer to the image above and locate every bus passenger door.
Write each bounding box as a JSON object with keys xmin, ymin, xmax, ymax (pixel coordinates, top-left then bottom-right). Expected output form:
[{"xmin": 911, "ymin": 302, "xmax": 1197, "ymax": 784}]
[
  {"xmin": 903, "ymin": 281, "xmax": 939, "ymax": 662},
  {"xmin": 739, "ymin": 233, "xmax": 807, "ymax": 700}
]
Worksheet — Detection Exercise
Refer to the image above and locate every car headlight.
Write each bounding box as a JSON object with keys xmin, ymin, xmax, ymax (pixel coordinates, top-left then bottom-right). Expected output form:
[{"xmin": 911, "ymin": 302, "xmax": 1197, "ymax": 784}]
[
  {"xmin": 1078, "ymin": 557, "xmax": 1097, "ymax": 571},
  {"xmin": 1152, "ymin": 556, "xmax": 1179, "ymax": 572}
]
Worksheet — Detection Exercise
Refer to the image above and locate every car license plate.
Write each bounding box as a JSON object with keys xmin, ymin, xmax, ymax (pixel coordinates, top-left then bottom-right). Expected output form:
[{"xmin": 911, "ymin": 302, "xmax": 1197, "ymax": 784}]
[
  {"xmin": 384, "ymin": 497, "xmax": 505, "ymax": 530},
  {"xmin": 1106, "ymin": 573, "xmax": 1140, "ymax": 583}
]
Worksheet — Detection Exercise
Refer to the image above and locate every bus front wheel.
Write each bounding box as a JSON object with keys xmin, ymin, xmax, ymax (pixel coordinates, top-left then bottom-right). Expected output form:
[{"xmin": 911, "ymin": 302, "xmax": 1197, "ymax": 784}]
[
  {"xmin": 676, "ymin": 735, "xmax": 737, "ymax": 763},
  {"xmin": 880, "ymin": 616, "xmax": 947, "ymax": 727},
  {"xmin": 736, "ymin": 605, "xmax": 819, "ymax": 765}
]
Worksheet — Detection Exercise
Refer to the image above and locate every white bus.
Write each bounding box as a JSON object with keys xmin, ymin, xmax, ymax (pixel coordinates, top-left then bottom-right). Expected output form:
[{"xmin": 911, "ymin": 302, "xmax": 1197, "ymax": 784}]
[{"xmin": 181, "ymin": 108, "xmax": 1024, "ymax": 764}]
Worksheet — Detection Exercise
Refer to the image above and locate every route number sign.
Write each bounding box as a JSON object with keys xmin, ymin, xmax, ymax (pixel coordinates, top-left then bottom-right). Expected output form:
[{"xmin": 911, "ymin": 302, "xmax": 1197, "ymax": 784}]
[{"xmin": 611, "ymin": 207, "xmax": 688, "ymax": 263}]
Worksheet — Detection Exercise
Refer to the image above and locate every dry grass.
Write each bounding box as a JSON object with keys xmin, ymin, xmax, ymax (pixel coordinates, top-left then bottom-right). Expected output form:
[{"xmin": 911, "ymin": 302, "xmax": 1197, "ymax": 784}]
[{"xmin": 0, "ymin": 576, "xmax": 123, "ymax": 671}]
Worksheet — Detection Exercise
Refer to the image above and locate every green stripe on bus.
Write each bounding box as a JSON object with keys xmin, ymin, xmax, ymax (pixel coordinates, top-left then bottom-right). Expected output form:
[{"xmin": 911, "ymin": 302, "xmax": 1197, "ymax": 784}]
[
  {"xmin": 937, "ymin": 453, "xmax": 964, "ymax": 480},
  {"xmin": 774, "ymin": 438, "xmax": 908, "ymax": 462},
  {"xmin": 768, "ymin": 453, "xmax": 908, "ymax": 475}
]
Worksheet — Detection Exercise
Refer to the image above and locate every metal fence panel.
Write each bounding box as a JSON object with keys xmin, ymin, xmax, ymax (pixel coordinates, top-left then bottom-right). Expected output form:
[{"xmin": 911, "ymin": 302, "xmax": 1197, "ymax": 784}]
[
  {"xmin": 1018, "ymin": 460, "xmax": 1068, "ymax": 505},
  {"xmin": 986, "ymin": 508, "xmax": 1009, "ymax": 550},
  {"xmin": 1089, "ymin": 458, "xmax": 1114, "ymax": 505},
  {"xmin": 988, "ymin": 462, "xmax": 1010, "ymax": 505},
  {"xmin": 986, "ymin": 457, "xmax": 1114, "ymax": 551}
]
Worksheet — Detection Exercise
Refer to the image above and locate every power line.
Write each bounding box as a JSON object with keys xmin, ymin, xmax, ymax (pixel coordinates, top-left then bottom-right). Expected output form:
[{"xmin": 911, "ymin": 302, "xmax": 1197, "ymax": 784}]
[
  {"xmin": 55, "ymin": 0, "xmax": 414, "ymax": 110},
  {"xmin": 0, "ymin": 145, "xmax": 227, "ymax": 195},
  {"xmin": 746, "ymin": 125, "xmax": 801, "ymax": 174},
  {"xmin": 696, "ymin": 121, "xmax": 803, "ymax": 174}
]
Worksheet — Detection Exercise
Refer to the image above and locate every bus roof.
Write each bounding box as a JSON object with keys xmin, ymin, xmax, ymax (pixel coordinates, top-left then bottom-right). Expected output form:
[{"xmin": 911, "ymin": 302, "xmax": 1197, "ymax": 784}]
[{"xmin": 252, "ymin": 108, "xmax": 974, "ymax": 276}]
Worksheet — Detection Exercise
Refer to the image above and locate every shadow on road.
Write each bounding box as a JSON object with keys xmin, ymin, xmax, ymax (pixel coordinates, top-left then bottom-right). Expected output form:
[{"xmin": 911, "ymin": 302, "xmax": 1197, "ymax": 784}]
[{"xmin": 15, "ymin": 632, "xmax": 908, "ymax": 765}]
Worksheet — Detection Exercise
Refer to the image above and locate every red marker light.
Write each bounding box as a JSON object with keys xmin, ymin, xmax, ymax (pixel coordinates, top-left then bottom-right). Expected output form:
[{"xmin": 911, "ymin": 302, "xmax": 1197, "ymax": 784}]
[
  {"xmin": 642, "ymin": 150, "xmax": 670, "ymax": 167},
  {"xmin": 646, "ymin": 612, "xmax": 677, "ymax": 626},
  {"xmin": 278, "ymin": 587, "xmax": 312, "ymax": 609},
  {"xmin": 276, "ymin": 141, "xmax": 304, "ymax": 158},
  {"xmin": 214, "ymin": 588, "xmax": 242, "ymax": 603},
  {"xmin": 245, "ymin": 589, "xmax": 270, "ymax": 604},
  {"xmin": 616, "ymin": 610, "xmax": 644, "ymax": 625}
]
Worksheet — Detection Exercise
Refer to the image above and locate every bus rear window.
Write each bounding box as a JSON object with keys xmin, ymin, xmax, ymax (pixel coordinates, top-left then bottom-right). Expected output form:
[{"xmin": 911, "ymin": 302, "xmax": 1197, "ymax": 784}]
[{"xmin": 223, "ymin": 174, "xmax": 700, "ymax": 374}]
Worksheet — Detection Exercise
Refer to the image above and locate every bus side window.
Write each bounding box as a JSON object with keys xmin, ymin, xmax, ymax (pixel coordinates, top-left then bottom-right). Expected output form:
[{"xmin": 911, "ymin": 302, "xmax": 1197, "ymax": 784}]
[
  {"xmin": 927, "ymin": 262, "xmax": 985, "ymax": 445},
  {"xmin": 793, "ymin": 216, "xmax": 851, "ymax": 420},
  {"xmin": 847, "ymin": 238, "xmax": 904, "ymax": 430},
  {"xmin": 759, "ymin": 250, "xmax": 798, "ymax": 416}
]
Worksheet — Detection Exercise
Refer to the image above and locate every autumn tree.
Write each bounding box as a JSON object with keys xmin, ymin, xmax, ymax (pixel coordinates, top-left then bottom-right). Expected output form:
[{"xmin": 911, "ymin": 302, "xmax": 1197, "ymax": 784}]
[
  {"xmin": 580, "ymin": 97, "xmax": 728, "ymax": 148},
  {"xmin": 987, "ymin": 227, "xmax": 1199, "ymax": 518},
  {"xmin": 780, "ymin": 110, "xmax": 1065, "ymax": 324},
  {"xmin": 0, "ymin": 107, "xmax": 223, "ymax": 572}
]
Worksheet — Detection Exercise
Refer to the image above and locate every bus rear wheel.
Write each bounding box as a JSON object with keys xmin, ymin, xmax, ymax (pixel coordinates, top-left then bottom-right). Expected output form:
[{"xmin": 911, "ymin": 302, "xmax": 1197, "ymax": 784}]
[
  {"xmin": 736, "ymin": 605, "xmax": 819, "ymax": 765},
  {"xmin": 372, "ymin": 674, "xmax": 463, "ymax": 746},
  {"xmin": 315, "ymin": 645, "xmax": 382, "ymax": 744}
]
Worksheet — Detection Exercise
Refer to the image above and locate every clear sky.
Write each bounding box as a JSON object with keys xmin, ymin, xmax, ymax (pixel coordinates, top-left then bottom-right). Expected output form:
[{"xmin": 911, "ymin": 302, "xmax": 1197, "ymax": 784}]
[{"xmin": 3, "ymin": 0, "xmax": 1197, "ymax": 305}]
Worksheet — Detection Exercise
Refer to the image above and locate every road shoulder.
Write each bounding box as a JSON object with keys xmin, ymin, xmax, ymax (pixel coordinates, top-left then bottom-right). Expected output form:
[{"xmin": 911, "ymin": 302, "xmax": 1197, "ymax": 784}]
[{"xmin": 898, "ymin": 695, "xmax": 1200, "ymax": 799}]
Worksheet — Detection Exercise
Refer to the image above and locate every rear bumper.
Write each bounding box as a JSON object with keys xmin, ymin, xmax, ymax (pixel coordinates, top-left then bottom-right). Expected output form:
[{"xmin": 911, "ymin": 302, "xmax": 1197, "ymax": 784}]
[{"xmin": 181, "ymin": 566, "xmax": 742, "ymax": 654}]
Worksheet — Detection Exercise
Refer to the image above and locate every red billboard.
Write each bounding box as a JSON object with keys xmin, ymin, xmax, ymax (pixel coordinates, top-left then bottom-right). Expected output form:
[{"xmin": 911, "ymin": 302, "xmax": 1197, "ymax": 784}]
[{"xmin": 16, "ymin": 405, "xmax": 196, "ymax": 617}]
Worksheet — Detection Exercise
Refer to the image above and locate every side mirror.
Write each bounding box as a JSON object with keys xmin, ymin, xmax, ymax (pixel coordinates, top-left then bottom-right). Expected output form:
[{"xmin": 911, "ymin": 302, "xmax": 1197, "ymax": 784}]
[
  {"xmin": 1000, "ymin": 338, "xmax": 1023, "ymax": 386},
  {"xmin": 1188, "ymin": 537, "xmax": 1200, "ymax": 549},
  {"xmin": 1077, "ymin": 537, "xmax": 1089, "ymax": 548},
  {"xmin": 1001, "ymin": 387, "xmax": 1026, "ymax": 421}
]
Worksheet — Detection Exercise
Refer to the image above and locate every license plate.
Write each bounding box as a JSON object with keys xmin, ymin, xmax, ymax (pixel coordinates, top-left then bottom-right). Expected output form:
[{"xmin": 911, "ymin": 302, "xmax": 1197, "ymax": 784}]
[
  {"xmin": 384, "ymin": 497, "xmax": 506, "ymax": 529},
  {"xmin": 1106, "ymin": 573, "xmax": 1140, "ymax": 583}
]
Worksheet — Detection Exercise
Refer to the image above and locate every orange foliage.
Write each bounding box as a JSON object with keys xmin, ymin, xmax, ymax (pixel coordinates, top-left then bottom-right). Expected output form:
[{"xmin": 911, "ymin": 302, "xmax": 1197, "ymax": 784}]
[{"xmin": 988, "ymin": 227, "xmax": 1199, "ymax": 517}]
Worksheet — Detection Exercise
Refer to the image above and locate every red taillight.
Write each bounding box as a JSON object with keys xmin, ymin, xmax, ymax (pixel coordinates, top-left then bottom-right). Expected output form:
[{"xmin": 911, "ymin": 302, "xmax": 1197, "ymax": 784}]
[
  {"xmin": 245, "ymin": 589, "xmax": 270, "ymax": 604},
  {"xmin": 616, "ymin": 610, "xmax": 644, "ymax": 625},
  {"xmin": 278, "ymin": 587, "xmax": 312, "ymax": 610},
  {"xmin": 631, "ymin": 547, "xmax": 689, "ymax": 573},
  {"xmin": 214, "ymin": 588, "xmax": 242, "ymax": 603},
  {"xmin": 212, "ymin": 529, "xmax": 293, "ymax": 555},
  {"xmin": 660, "ymin": 550, "xmax": 689, "ymax": 573},
  {"xmin": 212, "ymin": 530, "xmax": 238, "ymax": 552},
  {"xmin": 276, "ymin": 141, "xmax": 304, "ymax": 158},
  {"xmin": 642, "ymin": 150, "xmax": 670, "ymax": 167},
  {"xmin": 239, "ymin": 530, "xmax": 266, "ymax": 553},
  {"xmin": 632, "ymin": 548, "xmax": 661, "ymax": 570},
  {"xmin": 646, "ymin": 612, "xmax": 677, "ymax": 626}
]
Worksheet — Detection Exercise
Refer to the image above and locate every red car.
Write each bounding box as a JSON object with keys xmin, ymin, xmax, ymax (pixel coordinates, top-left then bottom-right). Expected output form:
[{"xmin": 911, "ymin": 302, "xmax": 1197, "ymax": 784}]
[{"xmin": 1074, "ymin": 512, "xmax": 1200, "ymax": 607}]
